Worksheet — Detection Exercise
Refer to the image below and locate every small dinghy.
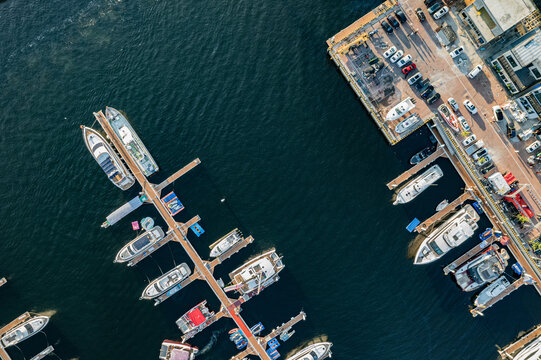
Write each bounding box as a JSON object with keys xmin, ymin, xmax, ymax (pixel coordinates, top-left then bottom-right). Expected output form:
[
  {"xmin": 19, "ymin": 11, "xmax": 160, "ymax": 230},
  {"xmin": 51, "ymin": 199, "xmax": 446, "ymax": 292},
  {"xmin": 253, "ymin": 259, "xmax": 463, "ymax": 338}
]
[{"xmin": 436, "ymin": 200, "xmax": 449, "ymax": 211}]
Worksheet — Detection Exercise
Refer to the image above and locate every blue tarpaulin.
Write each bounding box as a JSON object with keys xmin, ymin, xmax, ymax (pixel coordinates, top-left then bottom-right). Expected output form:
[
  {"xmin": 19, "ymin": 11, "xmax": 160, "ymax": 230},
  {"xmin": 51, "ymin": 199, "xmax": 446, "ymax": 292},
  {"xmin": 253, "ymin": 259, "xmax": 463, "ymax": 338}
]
[
  {"xmin": 406, "ymin": 218, "xmax": 421, "ymax": 233},
  {"xmin": 190, "ymin": 223, "xmax": 205, "ymax": 237}
]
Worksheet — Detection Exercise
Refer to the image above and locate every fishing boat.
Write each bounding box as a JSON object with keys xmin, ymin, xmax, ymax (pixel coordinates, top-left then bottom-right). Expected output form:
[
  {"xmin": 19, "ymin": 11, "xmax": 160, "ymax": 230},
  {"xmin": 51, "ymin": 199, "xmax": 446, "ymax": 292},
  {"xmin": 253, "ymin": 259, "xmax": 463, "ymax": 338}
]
[
  {"xmin": 228, "ymin": 249, "xmax": 285, "ymax": 297},
  {"xmin": 115, "ymin": 226, "xmax": 165, "ymax": 263},
  {"xmin": 438, "ymin": 104, "xmax": 460, "ymax": 132},
  {"xmin": 1, "ymin": 315, "xmax": 49, "ymax": 348},
  {"xmin": 393, "ymin": 165, "xmax": 443, "ymax": 205},
  {"xmin": 81, "ymin": 126, "xmax": 135, "ymax": 190},
  {"xmin": 453, "ymin": 247, "xmax": 508, "ymax": 292},
  {"xmin": 286, "ymin": 342, "xmax": 333, "ymax": 360},
  {"xmin": 409, "ymin": 146, "xmax": 436, "ymax": 165},
  {"xmin": 436, "ymin": 199, "xmax": 449, "ymax": 211},
  {"xmin": 513, "ymin": 337, "xmax": 541, "ymax": 360},
  {"xmin": 175, "ymin": 301, "xmax": 215, "ymax": 337},
  {"xmin": 385, "ymin": 97, "xmax": 416, "ymax": 121},
  {"xmin": 414, "ymin": 205, "xmax": 480, "ymax": 265},
  {"xmin": 474, "ymin": 276, "xmax": 511, "ymax": 307},
  {"xmin": 105, "ymin": 106, "xmax": 158, "ymax": 177},
  {"xmin": 158, "ymin": 340, "xmax": 198, "ymax": 360},
  {"xmin": 395, "ymin": 113, "xmax": 421, "ymax": 134},
  {"xmin": 209, "ymin": 229, "xmax": 242, "ymax": 257},
  {"xmin": 141, "ymin": 263, "xmax": 191, "ymax": 300}
]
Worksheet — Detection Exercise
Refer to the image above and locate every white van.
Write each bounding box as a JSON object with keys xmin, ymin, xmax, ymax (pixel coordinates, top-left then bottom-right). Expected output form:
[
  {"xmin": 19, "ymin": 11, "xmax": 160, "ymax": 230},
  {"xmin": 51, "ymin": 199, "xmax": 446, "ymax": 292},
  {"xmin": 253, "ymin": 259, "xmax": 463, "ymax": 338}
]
[{"xmin": 468, "ymin": 64, "xmax": 483, "ymax": 79}]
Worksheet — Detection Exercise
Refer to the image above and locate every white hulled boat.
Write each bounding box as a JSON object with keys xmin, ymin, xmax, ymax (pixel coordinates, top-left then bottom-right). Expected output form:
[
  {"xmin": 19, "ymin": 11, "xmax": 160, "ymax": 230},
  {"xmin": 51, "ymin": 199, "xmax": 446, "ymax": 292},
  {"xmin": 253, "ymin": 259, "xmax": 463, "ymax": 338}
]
[
  {"xmin": 158, "ymin": 340, "xmax": 198, "ymax": 360},
  {"xmin": 438, "ymin": 104, "xmax": 460, "ymax": 132},
  {"xmin": 385, "ymin": 97, "xmax": 416, "ymax": 121},
  {"xmin": 81, "ymin": 126, "xmax": 135, "ymax": 190},
  {"xmin": 474, "ymin": 276, "xmax": 511, "ymax": 307},
  {"xmin": 1, "ymin": 316, "xmax": 49, "ymax": 348},
  {"xmin": 141, "ymin": 263, "xmax": 191, "ymax": 299},
  {"xmin": 175, "ymin": 301, "xmax": 215, "ymax": 337},
  {"xmin": 513, "ymin": 337, "xmax": 541, "ymax": 360},
  {"xmin": 453, "ymin": 247, "xmax": 508, "ymax": 292},
  {"xmin": 115, "ymin": 226, "xmax": 165, "ymax": 263},
  {"xmin": 229, "ymin": 249, "xmax": 284, "ymax": 297},
  {"xmin": 393, "ymin": 165, "xmax": 443, "ymax": 205},
  {"xmin": 395, "ymin": 113, "xmax": 421, "ymax": 134},
  {"xmin": 209, "ymin": 229, "xmax": 242, "ymax": 257},
  {"xmin": 286, "ymin": 342, "xmax": 333, "ymax": 360},
  {"xmin": 414, "ymin": 205, "xmax": 480, "ymax": 265}
]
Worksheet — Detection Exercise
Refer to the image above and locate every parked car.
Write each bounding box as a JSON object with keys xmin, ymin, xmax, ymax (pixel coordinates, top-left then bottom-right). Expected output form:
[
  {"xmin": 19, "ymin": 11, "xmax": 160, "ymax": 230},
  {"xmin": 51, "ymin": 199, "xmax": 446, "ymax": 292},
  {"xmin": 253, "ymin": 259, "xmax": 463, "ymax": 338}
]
[
  {"xmin": 526, "ymin": 140, "xmax": 541, "ymax": 153},
  {"xmin": 396, "ymin": 54, "xmax": 412, "ymax": 67},
  {"xmin": 476, "ymin": 154, "xmax": 492, "ymax": 167},
  {"xmin": 507, "ymin": 121, "xmax": 516, "ymax": 138},
  {"xmin": 472, "ymin": 148, "xmax": 488, "ymax": 160},
  {"xmin": 480, "ymin": 163, "xmax": 495, "ymax": 175},
  {"xmin": 390, "ymin": 50, "xmax": 404, "ymax": 63},
  {"xmin": 383, "ymin": 46, "xmax": 397, "ymax": 58},
  {"xmin": 408, "ymin": 72, "xmax": 423, "ymax": 85},
  {"xmin": 402, "ymin": 63, "xmax": 417, "ymax": 76},
  {"xmin": 421, "ymin": 86, "xmax": 434, "ymax": 98},
  {"xmin": 448, "ymin": 97, "xmax": 459, "ymax": 111},
  {"xmin": 424, "ymin": 0, "xmax": 438, "ymax": 6},
  {"xmin": 416, "ymin": 78, "xmax": 430, "ymax": 90},
  {"xmin": 468, "ymin": 64, "xmax": 483, "ymax": 79},
  {"xmin": 462, "ymin": 134, "xmax": 477, "ymax": 147},
  {"xmin": 387, "ymin": 15, "xmax": 400, "ymax": 28},
  {"xmin": 493, "ymin": 105, "xmax": 504, "ymax": 121},
  {"xmin": 427, "ymin": 93, "xmax": 441, "ymax": 104},
  {"xmin": 381, "ymin": 20, "xmax": 393, "ymax": 33},
  {"xmin": 458, "ymin": 116, "xmax": 471, "ymax": 132},
  {"xmin": 463, "ymin": 99, "xmax": 478, "ymax": 114},
  {"xmin": 416, "ymin": 8, "xmax": 426, "ymax": 22},
  {"xmin": 433, "ymin": 6, "xmax": 449, "ymax": 19},
  {"xmin": 428, "ymin": 2, "xmax": 442, "ymax": 15},
  {"xmin": 395, "ymin": 10, "xmax": 407, "ymax": 23},
  {"xmin": 449, "ymin": 47, "xmax": 464, "ymax": 58}
]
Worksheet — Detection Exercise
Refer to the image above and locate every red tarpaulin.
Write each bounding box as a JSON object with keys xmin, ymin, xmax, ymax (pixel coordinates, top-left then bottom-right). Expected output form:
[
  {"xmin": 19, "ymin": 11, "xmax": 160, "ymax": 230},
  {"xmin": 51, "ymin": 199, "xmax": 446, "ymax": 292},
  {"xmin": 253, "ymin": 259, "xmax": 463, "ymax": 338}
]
[
  {"xmin": 504, "ymin": 172, "xmax": 517, "ymax": 186},
  {"xmin": 188, "ymin": 308, "xmax": 206, "ymax": 326},
  {"xmin": 504, "ymin": 190, "xmax": 534, "ymax": 218}
]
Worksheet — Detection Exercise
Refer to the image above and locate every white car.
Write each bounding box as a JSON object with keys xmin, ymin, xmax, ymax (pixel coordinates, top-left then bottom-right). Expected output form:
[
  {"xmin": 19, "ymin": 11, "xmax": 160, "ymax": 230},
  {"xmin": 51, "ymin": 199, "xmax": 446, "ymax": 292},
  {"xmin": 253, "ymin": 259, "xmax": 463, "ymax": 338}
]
[
  {"xmin": 526, "ymin": 140, "xmax": 541, "ymax": 153},
  {"xmin": 462, "ymin": 135, "xmax": 477, "ymax": 147},
  {"xmin": 396, "ymin": 54, "xmax": 412, "ymax": 67},
  {"xmin": 448, "ymin": 97, "xmax": 459, "ymax": 111},
  {"xmin": 449, "ymin": 47, "xmax": 464, "ymax": 58},
  {"xmin": 468, "ymin": 64, "xmax": 483, "ymax": 79},
  {"xmin": 433, "ymin": 6, "xmax": 449, "ymax": 19},
  {"xmin": 407, "ymin": 72, "xmax": 423, "ymax": 85},
  {"xmin": 463, "ymin": 99, "xmax": 478, "ymax": 114},
  {"xmin": 458, "ymin": 116, "xmax": 471, "ymax": 132},
  {"xmin": 493, "ymin": 105, "xmax": 504, "ymax": 121},
  {"xmin": 383, "ymin": 46, "xmax": 397, "ymax": 58},
  {"xmin": 390, "ymin": 50, "xmax": 404, "ymax": 63}
]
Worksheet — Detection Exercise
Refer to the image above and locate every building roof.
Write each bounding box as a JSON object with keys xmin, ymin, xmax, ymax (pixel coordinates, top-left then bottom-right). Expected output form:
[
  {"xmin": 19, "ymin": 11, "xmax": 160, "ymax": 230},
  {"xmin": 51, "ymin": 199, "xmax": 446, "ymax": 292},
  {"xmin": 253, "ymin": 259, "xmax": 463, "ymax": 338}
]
[{"xmin": 512, "ymin": 30, "xmax": 541, "ymax": 67}]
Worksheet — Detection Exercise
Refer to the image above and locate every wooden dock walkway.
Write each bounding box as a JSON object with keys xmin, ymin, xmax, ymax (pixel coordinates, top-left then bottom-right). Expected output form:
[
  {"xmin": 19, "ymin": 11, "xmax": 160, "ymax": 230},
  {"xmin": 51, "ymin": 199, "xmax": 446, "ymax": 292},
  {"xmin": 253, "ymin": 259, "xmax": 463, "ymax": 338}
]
[
  {"xmin": 95, "ymin": 110, "xmax": 271, "ymax": 360},
  {"xmin": 29, "ymin": 346, "xmax": 54, "ymax": 360},
  {"xmin": 499, "ymin": 324, "xmax": 541, "ymax": 359},
  {"xmin": 443, "ymin": 242, "xmax": 499, "ymax": 276},
  {"xmin": 471, "ymin": 277, "xmax": 527, "ymax": 317},
  {"xmin": 155, "ymin": 159, "xmax": 201, "ymax": 193},
  {"xmin": 0, "ymin": 312, "xmax": 32, "ymax": 360},
  {"xmin": 415, "ymin": 192, "xmax": 473, "ymax": 232},
  {"xmin": 386, "ymin": 147, "xmax": 445, "ymax": 190}
]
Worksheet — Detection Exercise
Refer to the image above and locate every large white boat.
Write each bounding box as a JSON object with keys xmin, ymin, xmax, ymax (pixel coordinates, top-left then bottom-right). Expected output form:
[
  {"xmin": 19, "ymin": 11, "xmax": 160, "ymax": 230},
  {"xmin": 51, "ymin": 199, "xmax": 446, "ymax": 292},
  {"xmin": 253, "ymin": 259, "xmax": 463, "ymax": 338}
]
[
  {"xmin": 393, "ymin": 165, "xmax": 443, "ymax": 205},
  {"xmin": 395, "ymin": 113, "xmax": 421, "ymax": 134},
  {"xmin": 141, "ymin": 263, "xmax": 191, "ymax": 300},
  {"xmin": 414, "ymin": 205, "xmax": 480, "ymax": 265},
  {"xmin": 81, "ymin": 126, "xmax": 135, "ymax": 190},
  {"xmin": 115, "ymin": 226, "xmax": 165, "ymax": 263},
  {"xmin": 513, "ymin": 336, "xmax": 541, "ymax": 360},
  {"xmin": 1, "ymin": 315, "xmax": 49, "ymax": 348},
  {"xmin": 474, "ymin": 276, "xmax": 510, "ymax": 307},
  {"xmin": 175, "ymin": 301, "xmax": 215, "ymax": 338},
  {"xmin": 209, "ymin": 229, "xmax": 242, "ymax": 257},
  {"xmin": 385, "ymin": 97, "xmax": 416, "ymax": 121},
  {"xmin": 453, "ymin": 247, "xmax": 508, "ymax": 292},
  {"xmin": 228, "ymin": 249, "xmax": 285, "ymax": 297},
  {"xmin": 286, "ymin": 342, "xmax": 333, "ymax": 360},
  {"xmin": 105, "ymin": 106, "xmax": 158, "ymax": 177},
  {"xmin": 158, "ymin": 340, "xmax": 198, "ymax": 360}
]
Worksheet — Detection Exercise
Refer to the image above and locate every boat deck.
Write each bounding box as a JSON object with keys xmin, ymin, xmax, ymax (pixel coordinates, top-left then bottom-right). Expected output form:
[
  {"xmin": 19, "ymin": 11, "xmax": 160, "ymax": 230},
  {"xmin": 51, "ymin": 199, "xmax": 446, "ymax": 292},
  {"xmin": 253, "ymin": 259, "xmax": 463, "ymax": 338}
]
[
  {"xmin": 0, "ymin": 312, "xmax": 32, "ymax": 360},
  {"xmin": 443, "ymin": 240, "xmax": 499, "ymax": 276},
  {"xmin": 181, "ymin": 305, "xmax": 232, "ymax": 342},
  {"xmin": 29, "ymin": 346, "xmax": 54, "ymax": 360},
  {"xmin": 0, "ymin": 277, "xmax": 6, "ymax": 288},
  {"xmin": 386, "ymin": 146, "xmax": 445, "ymax": 189},
  {"xmin": 470, "ymin": 277, "xmax": 527, "ymax": 317},
  {"xmin": 498, "ymin": 324, "xmax": 541, "ymax": 359},
  {"xmin": 415, "ymin": 192, "xmax": 473, "ymax": 232}
]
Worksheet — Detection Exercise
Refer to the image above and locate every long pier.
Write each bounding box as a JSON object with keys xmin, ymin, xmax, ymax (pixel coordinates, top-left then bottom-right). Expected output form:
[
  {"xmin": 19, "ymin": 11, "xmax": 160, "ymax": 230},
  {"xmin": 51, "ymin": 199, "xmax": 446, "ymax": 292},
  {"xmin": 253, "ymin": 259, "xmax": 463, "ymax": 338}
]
[
  {"xmin": 415, "ymin": 192, "xmax": 473, "ymax": 232},
  {"xmin": 155, "ymin": 159, "xmax": 201, "ymax": 193},
  {"xmin": 94, "ymin": 111, "xmax": 272, "ymax": 360},
  {"xmin": 498, "ymin": 324, "xmax": 541, "ymax": 359},
  {"xmin": 0, "ymin": 312, "xmax": 32, "ymax": 360},
  {"xmin": 386, "ymin": 147, "xmax": 445, "ymax": 190},
  {"xmin": 470, "ymin": 277, "xmax": 527, "ymax": 317}
]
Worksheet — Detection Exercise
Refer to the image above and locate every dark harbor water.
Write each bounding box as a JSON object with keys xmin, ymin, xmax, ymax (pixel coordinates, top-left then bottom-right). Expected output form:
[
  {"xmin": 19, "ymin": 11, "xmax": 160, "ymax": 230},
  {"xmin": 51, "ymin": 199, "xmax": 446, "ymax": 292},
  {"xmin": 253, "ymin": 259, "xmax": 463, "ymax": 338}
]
[{"xmin": 1, "ymin": 0, "xmax": 541, "ymax": 359}]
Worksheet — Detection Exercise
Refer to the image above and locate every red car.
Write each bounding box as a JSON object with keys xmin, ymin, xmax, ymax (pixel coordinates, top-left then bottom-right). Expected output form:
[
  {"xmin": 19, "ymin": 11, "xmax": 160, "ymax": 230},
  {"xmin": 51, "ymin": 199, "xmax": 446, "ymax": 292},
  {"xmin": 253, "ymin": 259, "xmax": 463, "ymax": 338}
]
[{"xmin": 402, "ymin": 63, "xmax": 416, "ymax": 75}]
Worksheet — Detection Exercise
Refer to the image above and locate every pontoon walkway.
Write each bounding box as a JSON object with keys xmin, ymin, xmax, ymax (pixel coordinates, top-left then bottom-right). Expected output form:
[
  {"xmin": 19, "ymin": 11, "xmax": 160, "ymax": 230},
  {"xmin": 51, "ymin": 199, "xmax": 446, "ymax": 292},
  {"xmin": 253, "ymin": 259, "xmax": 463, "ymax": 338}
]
[{"xmin": 386, "ymin": 147, "xmax": 445, "ymax": 190}]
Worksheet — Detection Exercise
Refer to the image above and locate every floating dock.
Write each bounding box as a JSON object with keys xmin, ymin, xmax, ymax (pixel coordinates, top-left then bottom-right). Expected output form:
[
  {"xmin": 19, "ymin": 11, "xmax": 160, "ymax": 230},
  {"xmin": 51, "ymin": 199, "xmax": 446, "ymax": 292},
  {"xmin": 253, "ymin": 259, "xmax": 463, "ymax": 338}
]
[
  {"xmin": 102, "ymin": 194, "xmax": 148, "ymax": 228},
  {"xmin": 29, "ymin": 346, "xmax": 54, "ymax": 360},
  {"xmin": 470, "ymin": 277, "xmax": 528, "ymax": 317},
  {"xmin": 155, "ymin": 159, "xmax": 201, "ymax": 193},
  {"xmin": 386, "ymin": 147, "xmax": 445, "ymax": 190},
  {"xmin": 0, "ymin": 312, "xmax": 32, "ymax": 360},
  {"xmin": 498, "ymin": 323, "xmax": 541, "ymax": 359},
  {"xmin": 415, "ymin": 192, "xmax": 473, "ymax": 232}
]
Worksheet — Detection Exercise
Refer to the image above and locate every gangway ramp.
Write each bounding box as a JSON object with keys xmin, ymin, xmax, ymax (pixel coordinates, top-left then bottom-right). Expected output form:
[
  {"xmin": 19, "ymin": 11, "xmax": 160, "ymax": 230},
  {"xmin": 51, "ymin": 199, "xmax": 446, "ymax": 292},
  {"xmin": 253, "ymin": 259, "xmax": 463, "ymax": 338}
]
[{"xmin": 386, "ymin": 147, "xmax": 445, "ymax": 190}]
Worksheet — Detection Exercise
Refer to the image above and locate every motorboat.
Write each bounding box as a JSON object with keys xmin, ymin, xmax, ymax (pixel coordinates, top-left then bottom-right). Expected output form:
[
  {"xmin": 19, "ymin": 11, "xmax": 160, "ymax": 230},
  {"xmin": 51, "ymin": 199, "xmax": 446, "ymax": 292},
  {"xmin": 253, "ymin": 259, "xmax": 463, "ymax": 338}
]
[
  {"xmin": 395, "ymin": 113, "xmax": 421, "ymax": 134},
  {"xmin": 228, "ymin": 249, "xmax": 285, "ymax": 297},
  {"xmin": 209, "ymin": 229, "xmax": 242, "ymax": 257},
  {"xmin": 115, "ymin": 226, "xmax": 165, "ymax": 263},
  {"xmin": 393, "ymin": 165, "xmax": 443, "ymax": 205},
  {"xmin": 105, "ymin": 106, "xmax": 159, "ymax": 177},
  {"xmin": 385, "ymin": 97, "xmax": 416, "ymax": 121},
  {"xmin": 286, "ymin": 342, "xmax": 333, "ymax": 360},
  {"xmin": 141, "ymin": 263, "xmax": 191, "ymax": 300},
  {"xmin": 158, "ymin": 340, "xmax": 198, "ymax": 360},
  {"xmin": 474, "ymin": 276, "xmax": 511, "ymax": 307},
  {"xmin": 1, "ymin": 315, "xmax": 49, "ymax": 348},
  {"xmin": 436, "ymin": 199, "xmax": 449, "ymax": 211},
  {"xmin": 410, "ymin": 146, "xmax": 436, "ymax": 165},
  {"xmin": 438, "ymin": 104, "xmax": 460, "ymax": 132},
  {"xmin": 176, "ymin": 301, "xmax": 215, "ymax": 338},
  {"xmin": 513, "ymin": 336, "xmax": 541, "ymax": 360},
  {"xmin": 414, "ymin": 205, "xmax": 480, "ymax": 265},
  {"xmin": 453, "ymin": 247, "xmax": 508, "ymax": 292},
  {"xmin": 81, "ymin": 126, "xmax": 135, "ymax": 190}
]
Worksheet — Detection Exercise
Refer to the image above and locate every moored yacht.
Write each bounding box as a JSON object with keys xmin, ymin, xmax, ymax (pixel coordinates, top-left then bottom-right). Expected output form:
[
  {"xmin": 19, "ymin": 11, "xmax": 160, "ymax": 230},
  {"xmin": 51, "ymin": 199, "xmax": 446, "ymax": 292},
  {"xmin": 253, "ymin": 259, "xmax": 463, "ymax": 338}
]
[
  {"xmin": 414, "ymin": 205, "xmax": 480, "ymax": 265},
  {"xmin": 81, "ymin": 126, "xmax": 135, "ymax": 190},
  {"xmin": 438, "ymin": 104, "xmax": 460, "ymax": 132},
  {"xmin": 474, "ymin": 276, "xmax": 511, "ymax": 307},
  {"xmin": 175, "ymin": 301, "xmax": 215, "ymax": 338},
  {"xmin": 395, "ymin": 113, "xmax": 421, "ymax": 134},
  {"xmin": 141, "ymin": 263, "xmax": 191, "ymax": 300},
  {"xmin": 158, "ymin": 340, "xmax": 198, "ymax": 360},
  {"xmin": 385, "ymin": 97, "xmax": 416, "ymax": 121},
  {"xmin": 513, "ymin": 336, "xmax": 541, "ymax": 360},
  {"xmin": 229, "ymin": 249, "xmax": 285, "ymax": 297},
  {"xmin": 1, "ymin": 315, "xmax": 49, "ymax": 348},
  {"xmin": 410, "ymin": 146, "xmax": 436, "ymax": 165},
  {"xmin": 393, "ymin": 165, "xmax": 443, "ymax": 205},
  {"xmin": 105, "ymin": 106, "xmax": 158, "ymax": 177},
  {"xmin": 286, "ymin": 342, "xmax": 333, "ymax": 360},
  {"xmin": 115, "ymin": 226, "xmax": 165, "ymax": 263},
  {"xmin": 453, "ymin": 247, "xmax": 508, "ymax": 292},
  {"xmin": 209, "ymin": 229, "xmax": 242, "ymax": 257}
]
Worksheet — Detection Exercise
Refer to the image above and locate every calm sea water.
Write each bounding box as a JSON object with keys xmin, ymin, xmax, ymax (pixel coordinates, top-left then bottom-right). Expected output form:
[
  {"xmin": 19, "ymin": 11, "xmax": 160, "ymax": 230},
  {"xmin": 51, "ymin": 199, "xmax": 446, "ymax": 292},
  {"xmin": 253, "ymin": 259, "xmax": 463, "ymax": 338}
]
[{"xmin": 1, "ymin": 1, "xmax": 541, "ymax": 359}]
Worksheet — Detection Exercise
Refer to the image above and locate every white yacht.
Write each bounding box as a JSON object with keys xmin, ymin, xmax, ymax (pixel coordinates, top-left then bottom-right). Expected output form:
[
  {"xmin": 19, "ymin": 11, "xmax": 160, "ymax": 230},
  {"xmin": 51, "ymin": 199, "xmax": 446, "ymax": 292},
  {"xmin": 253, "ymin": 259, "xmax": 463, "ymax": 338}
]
[
  {"xmin": 115, "ymin": 226, "xmax": 165, "ymax": 263},
  {"xmin": 286, "ymin": 342, "xmax": 333, "ymax": 360},
  {"xmin": 414, "ymin": 205, "xmax": 480, "ymax": 265},
  {"xmin": 393, "ymin": 165, "xmax": 443, "ymax": 205},
  {"xmin": 209, "ymin": 229, "xmax": 242, "ymax": 257},
  {"xmin": 1, "ymin": 315, "xmax": 49, "ymax": 348},
  {"xmin": 454, "ymin": 247, "xmax": 508, "ymax": 292},
  {"xmin": 395, "ymin": 113, "xmax": 421, "ymax": 134},
  {"xmin": 513, "ymin": 337, "xmax": 541, "ymax": 360},
  {"xmin": 474, "ymin": 276, "xmax": 511, "ymax": 307},
  {"xmin": 385, "ymin": 97, "xmax": 416, "ymax": 121},
  {"xmin": 81, "ymin": 126, "xmax": 135, "ymax": 190},
  {"xmin": 229, "ymin": 249, "xmax": 284, "ymax": 297},
  {"xmin": 141, "ymin": 263, "xmax": 191, "ymax": 299}
]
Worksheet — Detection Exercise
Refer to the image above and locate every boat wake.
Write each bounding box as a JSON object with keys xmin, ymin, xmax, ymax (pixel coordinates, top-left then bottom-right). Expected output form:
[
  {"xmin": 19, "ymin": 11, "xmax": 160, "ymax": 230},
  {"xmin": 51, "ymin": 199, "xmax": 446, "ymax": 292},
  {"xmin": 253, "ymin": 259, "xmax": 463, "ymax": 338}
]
[
  {"xmin": 36, "ymin": 309, "xmax": 57, "ymax": 317},
  {"xmin": 407, "ymin": 234, "xmax": 429, "ymax": 259},
  {"xmin": 197, "ymin": 329, "xmax": 223, "ymax": 355}
]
